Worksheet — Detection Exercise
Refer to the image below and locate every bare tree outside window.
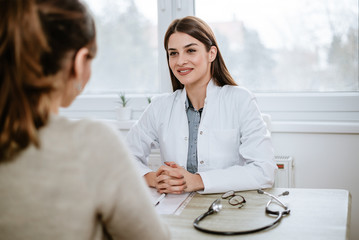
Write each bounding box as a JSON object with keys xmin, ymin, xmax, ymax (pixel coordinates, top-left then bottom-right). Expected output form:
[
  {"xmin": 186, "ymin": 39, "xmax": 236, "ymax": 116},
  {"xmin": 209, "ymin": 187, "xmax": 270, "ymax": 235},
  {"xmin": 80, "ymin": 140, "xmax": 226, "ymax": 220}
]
[
  {"xmin": 196, "ymin": 0, "xmax": 358, "ymax": 92},
  {"xmin": 83, "ymin": 0, "xmax": 158, "ymax": 94},
  {"xmin": 82, "ymin": 0, "xmax": 358, "ymax": 93}
]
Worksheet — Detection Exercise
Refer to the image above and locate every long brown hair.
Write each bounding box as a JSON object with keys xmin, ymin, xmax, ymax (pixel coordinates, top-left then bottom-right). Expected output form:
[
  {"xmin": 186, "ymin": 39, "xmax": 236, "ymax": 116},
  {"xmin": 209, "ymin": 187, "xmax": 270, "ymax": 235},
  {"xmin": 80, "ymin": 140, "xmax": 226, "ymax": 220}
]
[
  {"xmin": 164, "ymin": 16, "xmax": 237, "ymax": 91},
  {"xmin": 0, "ymin": 0, "xmax": 96, "ymax": 160}
]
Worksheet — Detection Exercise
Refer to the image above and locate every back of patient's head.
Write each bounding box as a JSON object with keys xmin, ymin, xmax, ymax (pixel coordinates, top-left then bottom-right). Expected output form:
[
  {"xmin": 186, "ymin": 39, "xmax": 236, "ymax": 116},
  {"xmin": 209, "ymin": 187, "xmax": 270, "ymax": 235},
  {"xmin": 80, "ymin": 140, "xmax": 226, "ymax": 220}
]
[{"xmin": 0, "ymin": 0, "xmax": 96, "ymax": 160}]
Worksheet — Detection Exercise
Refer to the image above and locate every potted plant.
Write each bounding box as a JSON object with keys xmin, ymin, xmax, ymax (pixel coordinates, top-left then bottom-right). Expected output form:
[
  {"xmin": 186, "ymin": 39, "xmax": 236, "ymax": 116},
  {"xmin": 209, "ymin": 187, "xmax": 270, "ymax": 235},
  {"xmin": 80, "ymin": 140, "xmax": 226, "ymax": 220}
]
[
  {"xmin": 116, "ymin": 92, "xmax": 131, "ymax": 121},
  {"xmin": 147, "ymin": 96, "xmax": 152, "ymax": 104}
]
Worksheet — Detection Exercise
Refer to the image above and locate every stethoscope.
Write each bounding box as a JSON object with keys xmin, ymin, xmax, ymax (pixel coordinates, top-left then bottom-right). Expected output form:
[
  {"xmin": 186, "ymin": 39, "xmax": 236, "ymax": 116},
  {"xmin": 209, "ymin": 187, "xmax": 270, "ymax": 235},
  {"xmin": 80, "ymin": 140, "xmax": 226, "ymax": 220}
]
[{"xmin": 193, "ymin": 189, "xmax": 291, "ymax": 235}]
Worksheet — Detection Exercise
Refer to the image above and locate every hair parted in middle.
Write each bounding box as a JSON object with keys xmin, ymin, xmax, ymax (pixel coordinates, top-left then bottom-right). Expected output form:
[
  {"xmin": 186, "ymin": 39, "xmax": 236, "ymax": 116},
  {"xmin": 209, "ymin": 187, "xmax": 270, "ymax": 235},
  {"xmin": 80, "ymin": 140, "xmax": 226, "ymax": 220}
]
[{"xmin": 164, "ymin": 16, "xmax": 237, "ymax": 92}]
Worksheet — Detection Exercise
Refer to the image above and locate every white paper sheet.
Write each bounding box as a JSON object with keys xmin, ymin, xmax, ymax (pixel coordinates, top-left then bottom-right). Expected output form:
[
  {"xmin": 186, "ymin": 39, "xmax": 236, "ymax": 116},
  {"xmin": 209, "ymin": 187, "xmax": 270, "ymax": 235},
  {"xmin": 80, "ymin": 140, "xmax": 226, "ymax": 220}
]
[{"xmin": 149, "ymin": 188, "xmax": 195, "ymax": 215}]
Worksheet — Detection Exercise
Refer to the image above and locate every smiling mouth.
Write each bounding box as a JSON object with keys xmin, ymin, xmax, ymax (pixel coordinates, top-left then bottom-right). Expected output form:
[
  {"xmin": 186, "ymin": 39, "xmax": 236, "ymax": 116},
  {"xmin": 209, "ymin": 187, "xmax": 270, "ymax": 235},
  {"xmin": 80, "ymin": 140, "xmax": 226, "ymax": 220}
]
[{"xmin": 177, "ymin": 68, "xmax": 193, "ymax": 75}]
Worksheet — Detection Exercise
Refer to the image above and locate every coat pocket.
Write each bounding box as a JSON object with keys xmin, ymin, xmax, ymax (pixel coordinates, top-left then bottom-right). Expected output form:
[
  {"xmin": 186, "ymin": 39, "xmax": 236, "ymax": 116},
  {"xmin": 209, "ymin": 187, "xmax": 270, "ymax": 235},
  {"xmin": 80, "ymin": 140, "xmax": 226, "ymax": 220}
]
[{"xmin": 208, "ymin": 128, "xmax": 241, "ymax": 169}]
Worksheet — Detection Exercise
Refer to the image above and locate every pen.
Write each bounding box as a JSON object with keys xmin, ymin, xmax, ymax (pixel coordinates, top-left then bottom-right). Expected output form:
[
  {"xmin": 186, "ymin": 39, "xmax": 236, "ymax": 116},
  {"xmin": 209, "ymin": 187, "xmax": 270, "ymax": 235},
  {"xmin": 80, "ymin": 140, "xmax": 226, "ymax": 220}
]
[{"xmin": 154, "ymin": 193, "xmax": 167, "ymax": 206}]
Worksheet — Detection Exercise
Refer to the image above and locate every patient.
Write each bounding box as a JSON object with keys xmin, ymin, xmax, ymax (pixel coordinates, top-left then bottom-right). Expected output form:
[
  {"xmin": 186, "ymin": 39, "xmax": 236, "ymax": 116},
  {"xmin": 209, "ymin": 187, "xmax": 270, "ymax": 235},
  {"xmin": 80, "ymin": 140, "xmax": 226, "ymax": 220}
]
[{"xmin": 0, "ymin": 0, "xmax": 169, "ymax": 239}]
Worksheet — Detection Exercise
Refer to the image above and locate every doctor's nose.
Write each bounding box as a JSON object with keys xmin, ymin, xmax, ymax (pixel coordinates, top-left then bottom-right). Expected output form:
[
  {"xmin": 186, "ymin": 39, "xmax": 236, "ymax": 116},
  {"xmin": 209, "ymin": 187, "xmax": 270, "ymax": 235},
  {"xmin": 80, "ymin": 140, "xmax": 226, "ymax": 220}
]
[{"xmin": 177, "ymin": 54, "xmax": 188, "ymax": 66}]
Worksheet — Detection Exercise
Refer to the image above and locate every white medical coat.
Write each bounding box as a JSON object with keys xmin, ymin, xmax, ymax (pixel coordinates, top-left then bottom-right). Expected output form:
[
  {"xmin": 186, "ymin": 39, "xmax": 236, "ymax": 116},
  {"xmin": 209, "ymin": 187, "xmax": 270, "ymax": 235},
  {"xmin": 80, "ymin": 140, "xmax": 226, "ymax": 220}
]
[{"xmin": 126, "ymin": 80, "xmax": 277, "ymax": 194}]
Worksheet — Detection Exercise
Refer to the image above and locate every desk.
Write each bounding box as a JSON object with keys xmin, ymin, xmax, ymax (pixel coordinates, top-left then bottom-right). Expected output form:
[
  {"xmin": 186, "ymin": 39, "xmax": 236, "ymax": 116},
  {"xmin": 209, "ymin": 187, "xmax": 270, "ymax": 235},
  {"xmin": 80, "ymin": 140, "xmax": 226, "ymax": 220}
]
[{"xmin": 161, "ymin": 188, "xmax": 351, "ymax": 240}]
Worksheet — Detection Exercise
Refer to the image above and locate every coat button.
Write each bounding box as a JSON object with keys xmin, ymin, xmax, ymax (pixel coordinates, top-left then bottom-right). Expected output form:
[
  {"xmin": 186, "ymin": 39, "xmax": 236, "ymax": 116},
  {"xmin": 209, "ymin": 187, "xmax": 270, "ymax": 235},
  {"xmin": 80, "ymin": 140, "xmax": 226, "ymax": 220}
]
[
  {"xmin": 199, "ymin": 131, "xmax": 203, "ymax": 135},
  {"xmin": 200, "ymin": 160, "xmax": 204, "ymax": 164}
]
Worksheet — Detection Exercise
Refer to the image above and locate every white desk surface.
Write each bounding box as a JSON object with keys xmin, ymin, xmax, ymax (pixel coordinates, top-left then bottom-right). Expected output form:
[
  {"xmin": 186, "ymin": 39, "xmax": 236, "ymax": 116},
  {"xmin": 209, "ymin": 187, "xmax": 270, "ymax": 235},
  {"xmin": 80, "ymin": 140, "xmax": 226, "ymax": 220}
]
[{"xmin": 161, "ymin": 188, "xmax": 351, "ymax": 240}]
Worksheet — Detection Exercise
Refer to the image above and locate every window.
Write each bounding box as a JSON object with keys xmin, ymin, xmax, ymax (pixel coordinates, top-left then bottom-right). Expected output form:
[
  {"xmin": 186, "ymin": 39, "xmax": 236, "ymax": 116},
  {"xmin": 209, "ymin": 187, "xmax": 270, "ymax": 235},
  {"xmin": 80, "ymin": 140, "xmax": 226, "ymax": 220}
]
[
  {"xmin": 83, "ymin": 0, "xmax": 159, "ymax": 94},
  {"xmin": 62, "ymin": 0, "xmax": 358, "ymax": 130},
  {"xmin": 195, "ymin": 0, "xmax": 358, "ymax": 92}
]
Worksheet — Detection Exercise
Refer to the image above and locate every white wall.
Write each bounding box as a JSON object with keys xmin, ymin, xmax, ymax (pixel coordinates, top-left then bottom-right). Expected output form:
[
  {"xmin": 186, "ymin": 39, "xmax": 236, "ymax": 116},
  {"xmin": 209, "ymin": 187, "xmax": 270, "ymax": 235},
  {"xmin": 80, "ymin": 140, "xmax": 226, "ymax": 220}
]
[{"xmin": 271, "ymin": 129, "xmax": 359, "ymax": 240}]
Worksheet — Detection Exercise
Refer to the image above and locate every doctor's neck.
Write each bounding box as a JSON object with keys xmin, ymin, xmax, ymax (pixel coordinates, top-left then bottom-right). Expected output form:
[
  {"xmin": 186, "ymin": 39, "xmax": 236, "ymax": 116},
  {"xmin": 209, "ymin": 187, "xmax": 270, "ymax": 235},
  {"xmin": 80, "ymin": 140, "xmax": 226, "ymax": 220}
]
[{"xmin": 185, "ymin": 80, "xmax": 209, "ymax": 111}]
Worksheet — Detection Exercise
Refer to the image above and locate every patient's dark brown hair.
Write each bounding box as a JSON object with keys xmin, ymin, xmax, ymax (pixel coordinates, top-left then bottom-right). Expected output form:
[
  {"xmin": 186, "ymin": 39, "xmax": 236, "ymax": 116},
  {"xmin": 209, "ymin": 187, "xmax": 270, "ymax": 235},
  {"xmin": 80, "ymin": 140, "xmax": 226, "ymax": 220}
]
[{"xmin": 0, "ymin": 0, "xmax": 96, "ymax": 160}]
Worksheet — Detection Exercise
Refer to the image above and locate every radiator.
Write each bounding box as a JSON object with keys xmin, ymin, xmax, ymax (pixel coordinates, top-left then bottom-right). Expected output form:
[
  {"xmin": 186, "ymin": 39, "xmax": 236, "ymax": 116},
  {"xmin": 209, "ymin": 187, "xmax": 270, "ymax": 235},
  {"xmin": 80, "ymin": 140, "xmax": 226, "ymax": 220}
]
[{"xmin": 274, "ymin": 155, "xmax": 294, "ymax": 188}]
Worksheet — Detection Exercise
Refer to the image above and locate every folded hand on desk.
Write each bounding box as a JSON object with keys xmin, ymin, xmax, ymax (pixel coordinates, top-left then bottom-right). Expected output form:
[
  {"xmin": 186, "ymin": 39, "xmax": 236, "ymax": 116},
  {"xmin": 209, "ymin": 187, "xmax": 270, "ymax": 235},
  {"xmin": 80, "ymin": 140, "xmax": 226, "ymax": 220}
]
[{"xmin": 145, "ymin": 162, "xmax": 204, "ymax": 194}]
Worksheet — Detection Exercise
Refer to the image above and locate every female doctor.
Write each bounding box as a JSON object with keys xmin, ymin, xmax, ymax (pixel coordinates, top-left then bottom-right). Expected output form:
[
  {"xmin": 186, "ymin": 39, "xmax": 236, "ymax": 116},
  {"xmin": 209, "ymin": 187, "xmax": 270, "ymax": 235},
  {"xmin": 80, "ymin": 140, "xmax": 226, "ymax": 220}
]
[{"xmin": 126, "ymin": 16, "xmax": 277, "ymax": 194}]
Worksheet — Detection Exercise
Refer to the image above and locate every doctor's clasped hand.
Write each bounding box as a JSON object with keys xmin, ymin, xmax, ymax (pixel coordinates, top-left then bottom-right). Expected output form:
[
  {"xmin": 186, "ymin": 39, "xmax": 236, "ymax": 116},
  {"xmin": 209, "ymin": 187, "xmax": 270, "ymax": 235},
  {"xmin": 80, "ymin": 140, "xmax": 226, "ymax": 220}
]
[{"xmin": 150, "ymin": 162, "xmax": 205, "ymax": 194}]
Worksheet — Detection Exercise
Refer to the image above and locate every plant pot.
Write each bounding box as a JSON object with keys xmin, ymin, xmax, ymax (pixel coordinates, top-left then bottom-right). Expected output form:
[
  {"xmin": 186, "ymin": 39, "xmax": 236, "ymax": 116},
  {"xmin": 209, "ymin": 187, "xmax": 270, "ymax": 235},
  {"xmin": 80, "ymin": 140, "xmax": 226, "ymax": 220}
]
[{"xmin": 116, "ymin": 107, "xmax": 132, "ymax": 121}]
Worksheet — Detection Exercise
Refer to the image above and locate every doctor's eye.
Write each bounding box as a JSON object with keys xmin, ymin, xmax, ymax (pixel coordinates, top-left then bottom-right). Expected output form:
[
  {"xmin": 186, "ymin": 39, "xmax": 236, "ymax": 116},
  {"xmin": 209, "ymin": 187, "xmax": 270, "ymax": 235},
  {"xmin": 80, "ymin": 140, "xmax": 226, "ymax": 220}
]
[{"xmin": 169, "ymin": 51, "xmax": 178, "ymax": 57}]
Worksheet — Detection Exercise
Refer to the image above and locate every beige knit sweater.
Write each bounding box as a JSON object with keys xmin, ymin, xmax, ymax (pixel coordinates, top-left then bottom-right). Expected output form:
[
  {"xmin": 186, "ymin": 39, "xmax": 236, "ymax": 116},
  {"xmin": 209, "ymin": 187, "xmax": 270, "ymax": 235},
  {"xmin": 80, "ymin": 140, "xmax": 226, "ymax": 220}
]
[{"xmin": 0, "ymin": 115, "xmax": 170, "ymax": 240}]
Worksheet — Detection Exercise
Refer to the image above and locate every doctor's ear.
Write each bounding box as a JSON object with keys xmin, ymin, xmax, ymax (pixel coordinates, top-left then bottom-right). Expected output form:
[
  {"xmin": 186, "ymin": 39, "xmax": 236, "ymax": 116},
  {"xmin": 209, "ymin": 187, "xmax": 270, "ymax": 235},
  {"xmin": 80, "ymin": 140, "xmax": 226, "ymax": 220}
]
[{"xmin": 209, "ymin": 46, "xmax": 217, "ymax": 63}]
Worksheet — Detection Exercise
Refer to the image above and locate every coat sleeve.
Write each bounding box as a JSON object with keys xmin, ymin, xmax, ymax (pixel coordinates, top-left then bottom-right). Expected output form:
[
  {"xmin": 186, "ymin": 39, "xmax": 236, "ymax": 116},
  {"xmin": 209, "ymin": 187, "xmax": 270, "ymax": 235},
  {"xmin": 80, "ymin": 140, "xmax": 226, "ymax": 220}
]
[{"xmin": 126, "ymin": 97, "xmax": 161, "ymax": 176}]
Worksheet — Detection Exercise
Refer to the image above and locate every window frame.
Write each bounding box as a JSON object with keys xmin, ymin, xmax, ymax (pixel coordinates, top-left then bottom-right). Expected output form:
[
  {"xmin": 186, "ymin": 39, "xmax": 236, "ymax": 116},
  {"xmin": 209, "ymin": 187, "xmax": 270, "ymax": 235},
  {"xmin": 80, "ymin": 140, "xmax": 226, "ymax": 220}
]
[{"xmin": 60, "ymin": 0, "xmax": 359, "ymax": 134}]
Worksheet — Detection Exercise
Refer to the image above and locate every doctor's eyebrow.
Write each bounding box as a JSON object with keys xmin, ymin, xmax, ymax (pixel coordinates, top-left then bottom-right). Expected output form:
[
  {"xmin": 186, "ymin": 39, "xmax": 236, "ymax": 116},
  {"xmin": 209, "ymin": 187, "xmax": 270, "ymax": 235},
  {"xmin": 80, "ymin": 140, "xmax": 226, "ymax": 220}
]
[{"xmin": 168, "ymin": 43, "xmax": 199, "ymax": 51}]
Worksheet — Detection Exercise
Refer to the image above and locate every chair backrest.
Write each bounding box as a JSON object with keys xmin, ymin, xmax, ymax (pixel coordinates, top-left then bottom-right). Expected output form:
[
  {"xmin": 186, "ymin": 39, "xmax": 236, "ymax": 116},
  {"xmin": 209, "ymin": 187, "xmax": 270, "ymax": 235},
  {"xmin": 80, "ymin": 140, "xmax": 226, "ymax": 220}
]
[{"xmin": 261, "ymin": 113, "xmax": 272, "ymax": 133}]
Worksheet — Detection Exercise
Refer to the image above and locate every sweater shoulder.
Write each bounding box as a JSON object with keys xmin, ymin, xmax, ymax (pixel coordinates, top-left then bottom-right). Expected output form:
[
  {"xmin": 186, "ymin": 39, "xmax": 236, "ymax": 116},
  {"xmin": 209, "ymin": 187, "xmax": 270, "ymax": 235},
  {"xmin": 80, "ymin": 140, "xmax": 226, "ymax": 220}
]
[{"xmin": 47, "ymin": 115, "xmax": 123, "ymax": 147}]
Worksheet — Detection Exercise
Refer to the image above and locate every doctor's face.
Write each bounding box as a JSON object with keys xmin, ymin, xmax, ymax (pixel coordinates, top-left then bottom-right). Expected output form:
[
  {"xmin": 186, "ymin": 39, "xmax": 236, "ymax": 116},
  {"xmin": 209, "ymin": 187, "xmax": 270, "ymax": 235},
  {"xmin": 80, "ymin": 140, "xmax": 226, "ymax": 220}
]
[{"xmin": 167, "ymin": 32, "xmax": 216, "ymax": 89}]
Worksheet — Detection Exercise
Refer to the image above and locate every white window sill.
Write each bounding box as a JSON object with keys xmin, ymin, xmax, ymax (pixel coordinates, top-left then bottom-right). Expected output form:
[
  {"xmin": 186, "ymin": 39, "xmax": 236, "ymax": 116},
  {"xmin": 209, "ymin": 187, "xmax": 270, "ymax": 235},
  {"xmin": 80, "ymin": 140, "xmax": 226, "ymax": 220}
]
[
  {"xmin": 60, "ymin": 92, "xmax": 359, "ymax": 134},
  {"xmin": 271, "ymin": 121, "xmax": 359, "ymax": 134},
  {"xmin": 113, "ymin": 119, "xmax": 359, "ymax": 134}
]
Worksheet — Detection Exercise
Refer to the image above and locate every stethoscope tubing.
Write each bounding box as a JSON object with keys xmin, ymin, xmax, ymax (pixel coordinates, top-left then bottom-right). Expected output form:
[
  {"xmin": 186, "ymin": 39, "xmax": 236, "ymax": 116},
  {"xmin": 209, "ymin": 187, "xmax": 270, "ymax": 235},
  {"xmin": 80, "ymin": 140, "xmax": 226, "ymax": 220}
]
[
  {"xmin": 193, "ymin": 196, "xmax": 291, "ymax": 235},
  {"xmin": 193, "ymin": 210, "xmax": 285, "ymax": 235}
]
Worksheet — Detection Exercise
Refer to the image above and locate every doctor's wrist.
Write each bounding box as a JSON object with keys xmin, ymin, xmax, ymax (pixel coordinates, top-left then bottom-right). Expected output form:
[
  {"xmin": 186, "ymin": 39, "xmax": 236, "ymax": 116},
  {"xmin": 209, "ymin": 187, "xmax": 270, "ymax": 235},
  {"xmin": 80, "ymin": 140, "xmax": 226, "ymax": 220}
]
[
  {"xmin": 144, "ymin": 172, "xmax": 156, "ymax": 187},
  {"xmin": 186, "ymin": 173, "xmax": 204, "ymax": 192}
]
